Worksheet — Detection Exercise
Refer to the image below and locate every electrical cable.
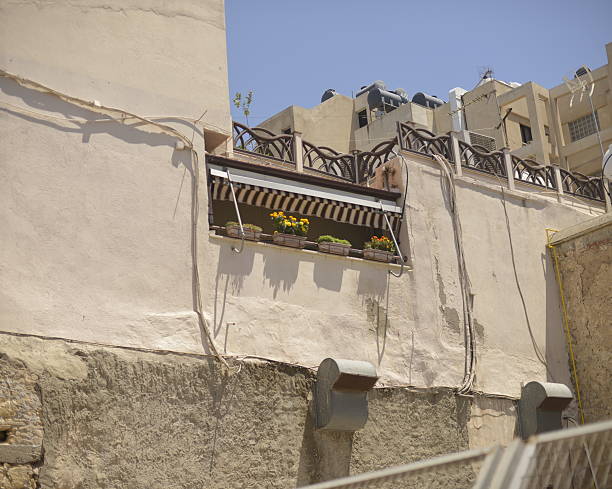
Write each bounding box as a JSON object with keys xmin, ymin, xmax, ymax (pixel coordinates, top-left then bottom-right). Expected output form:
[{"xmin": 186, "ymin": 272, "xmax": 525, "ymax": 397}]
[
  {"xmin": 600, "ymin": 152, "xmax": 612, "ymax": 200},
  {"xmin": 500, "ymin": 186, "xmax": 553, "ymax": 377},
  {"xmin": 469, "ymin": 152, "xmax": 555, "ymax": 380},
  {"xmin": 432, "ymin": 155, "xmax": 476, "ymax": 394},
  {"xmin": 546, "ymin": 231, "xmax": 586, "ymax": 425},
  {"xmin": 1, "ymin": 68, "xmax": 235, "ymax": 371}
]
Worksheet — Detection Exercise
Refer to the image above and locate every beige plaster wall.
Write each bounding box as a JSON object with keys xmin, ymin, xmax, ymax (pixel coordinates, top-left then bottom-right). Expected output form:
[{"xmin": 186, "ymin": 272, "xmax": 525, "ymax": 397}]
[
  {"xmin": 0, "ymin": 0, "xmax": 231, "ymax": 145},
  {"xmin": 551, "ymin": 214, "xmax": 612, "ymax": 422},
  {"xmin": 259, "ymin": 95, "xmax": 355, "ymax": 153},
  {"xmin": 0, "ymin": 76, "xmax": 204, "ymax": 354},
  {"xmin": 0, "ymin": 0, "xmax": 233, "ymax": 355},
  {"xmin": 199, "ymin": 153, "xmax": 598, "ymax": 397},
  {"xmin": 1, "ymin": 65, "xmax": 600, "ymax": 401},
  {"xmin": 0, "ymin": 334, "xmax": 512, "ymax": 488},
  {"xmin": 352, "ymin": 102, "xmax": 433, "ymax": 152},
  {"xmin": 550, "ymin": 54, "xmax": 612, "ymax": 174}
]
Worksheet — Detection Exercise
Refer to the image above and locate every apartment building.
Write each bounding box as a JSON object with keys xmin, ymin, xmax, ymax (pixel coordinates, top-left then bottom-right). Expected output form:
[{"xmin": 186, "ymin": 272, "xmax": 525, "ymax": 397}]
[
  {"xmin": 0, "ymin": 2, "xmax": 609, "ymax": 487},
  {"xmin": 261, "ymin": 43, "xmax": 612, "ymax": 177}
]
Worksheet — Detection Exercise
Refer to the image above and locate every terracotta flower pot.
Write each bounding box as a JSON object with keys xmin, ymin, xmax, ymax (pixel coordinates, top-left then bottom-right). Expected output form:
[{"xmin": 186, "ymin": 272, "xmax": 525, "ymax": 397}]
[
  {"xmin": 273, "ymin": 232, "xmax": 307, "ymax": 249},
  {"xmin": 318, "ymin": 241, "xmax": 351, "ymax": 256},
  {"xmin": 226, "ymin": 224, "xmax": 261, "ymax": 242},
  {"xmin": 363, "ymin": 248, "xmax": 395, "ymax": 263}
]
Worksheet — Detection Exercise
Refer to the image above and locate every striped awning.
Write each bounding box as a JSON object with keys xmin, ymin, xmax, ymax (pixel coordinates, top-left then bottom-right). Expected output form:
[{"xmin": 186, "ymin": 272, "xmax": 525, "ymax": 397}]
[{"xmin": 208, "ymin": 166, "xmax": 402, "ymax": 230}]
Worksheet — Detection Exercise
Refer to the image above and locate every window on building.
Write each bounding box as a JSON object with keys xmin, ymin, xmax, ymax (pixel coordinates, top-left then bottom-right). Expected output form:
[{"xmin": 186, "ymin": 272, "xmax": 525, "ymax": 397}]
[
  {"xmin": 357, "ymin": 110, "xmax": 368, "ymax": 128},
  {"xmin": 520, "ymin": 124, "xmax": 533, "ymax": 144},
  {"xmin": 568, "ymin": 112, "xmax": 599, "ymax": 142}
]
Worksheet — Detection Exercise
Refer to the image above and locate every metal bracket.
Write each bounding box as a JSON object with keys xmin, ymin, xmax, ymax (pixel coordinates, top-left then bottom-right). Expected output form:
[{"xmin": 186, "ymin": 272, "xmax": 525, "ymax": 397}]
[
  {"xmin": 225, "ymin": 168, "xmax": 245, "ymax": 254},
  {"xmin": 379, "ymin": 201, "xmax": 405, "ymax": 278}
]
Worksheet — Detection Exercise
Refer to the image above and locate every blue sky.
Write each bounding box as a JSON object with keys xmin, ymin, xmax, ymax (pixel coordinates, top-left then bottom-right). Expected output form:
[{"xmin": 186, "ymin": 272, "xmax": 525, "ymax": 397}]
[{"xmin": 226, "ymin": 0, "xmax": 611, "ymax": 124}]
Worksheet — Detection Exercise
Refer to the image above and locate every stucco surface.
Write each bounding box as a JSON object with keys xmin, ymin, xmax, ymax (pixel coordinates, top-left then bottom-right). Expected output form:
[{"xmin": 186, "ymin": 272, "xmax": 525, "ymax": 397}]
[
  {"xmin": 199, "ymin": 155, "xmax": 598, "ymax": 397},
  {"xmin": 1, "ymin": 54, "xmax": 602, "ymax": 400},
  {"xmin": 0, "ymin": 334, "xmax": 494, "ymax": 488},
  {"xmin": 0, "ymin": 76, "xmax": 202, "ymax": 353},
  {"xmin": 0, "ymin": 0, "xmax": 231, "ymax": 141},
  {"xmin": 552, "ymin": 217, "xmax": 612, "ymax": 422}
]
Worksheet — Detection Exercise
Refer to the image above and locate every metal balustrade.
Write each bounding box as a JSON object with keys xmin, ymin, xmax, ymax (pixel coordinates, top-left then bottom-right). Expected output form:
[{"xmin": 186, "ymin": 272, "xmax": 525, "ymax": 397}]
[{"xmin": 231, "ymin": 121, "xmax": 609, "ymax": 205}]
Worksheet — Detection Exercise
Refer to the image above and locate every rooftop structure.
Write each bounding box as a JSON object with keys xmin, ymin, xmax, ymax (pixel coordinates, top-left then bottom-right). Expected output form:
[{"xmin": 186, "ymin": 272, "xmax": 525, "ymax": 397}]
[{"xmin": 259, "ymin": 43, "xmax": 612, "ymax": 177}]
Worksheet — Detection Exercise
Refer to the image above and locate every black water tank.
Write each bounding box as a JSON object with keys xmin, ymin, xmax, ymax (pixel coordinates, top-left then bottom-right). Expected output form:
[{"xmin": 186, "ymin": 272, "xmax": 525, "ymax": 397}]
[
  {"xmin": 367, "ymin": 88, "xmax": 406, "ymax": 111},
  {"xmin": 412, "ymin": 92, "xmax": 444, "ymax": 109},
  {"xmin": 321, "ymin": 89, "xmax": 338, "ymax": 103}
]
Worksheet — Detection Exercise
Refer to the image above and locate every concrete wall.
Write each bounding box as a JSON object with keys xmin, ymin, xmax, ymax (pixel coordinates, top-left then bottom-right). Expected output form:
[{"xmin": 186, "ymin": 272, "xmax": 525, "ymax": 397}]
[
  {"xmin": 352, "ymin": 102, "xmax": 433, "ymax": 152},
  {"xmin": 0, "ymin": 0, "xmax": 232, "ymax": 356},
  {"xmin": 259, "ymin": 95, "xmax": 355, "ymax": 154},
  {"xmin": 0, "ymin": 0, "xmax": 231, "ymax": 146},
  {"xmin": 200, "ymin": 152, "xmax": 600, "ymax": 398},
  {"xmin": 550, "ymin": 214, "xmax": 612, "ymax": 422},
  {"xmin": 0, "ymin": 334, "xmax": 516, "ymax": 488}
]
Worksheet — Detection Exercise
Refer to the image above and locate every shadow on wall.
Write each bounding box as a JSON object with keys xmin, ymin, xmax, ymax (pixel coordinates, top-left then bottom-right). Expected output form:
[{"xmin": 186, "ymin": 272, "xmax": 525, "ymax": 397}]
[
  {"xmin": 213, "ymin": 245, "xmax": 255, "ymax": 352},
  {"xmin": 296, "ymin": 403, "xmax": 354, "ymax": 486},
  {"xmin": 0, "ymin": 77, "xmax": 202, "ymax": 160},
  {"xmin": 262, "ymin": 249, "xmax": 301, "ymax": 299},
  {"xmin": 543, "ymin": 249, "xmax": 573, "ymax": 388}
]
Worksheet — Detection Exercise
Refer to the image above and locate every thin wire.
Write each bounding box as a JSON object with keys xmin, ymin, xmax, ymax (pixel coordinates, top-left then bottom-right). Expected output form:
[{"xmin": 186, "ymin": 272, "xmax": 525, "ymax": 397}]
[
  {"xmin": 1, "ymin": 69, "xmax": 234, "ymax": 371},
  {"xmin": 472, "ymin": 155, "xmax": 555, "ymax": 378},
  {"xmin": 432, "ymin": 155, "xmax": 476, "ymax": 394},
  {"xmin": 546, "ymin": 232, "xmax": 586, "ymax": 424},
  {"xmin": 191, "ymin": 149, "xmax": 231, "ymax": 370},
  {"xmin": 500, "ymin": 186, "xmax": 552, "ymax": 376}
]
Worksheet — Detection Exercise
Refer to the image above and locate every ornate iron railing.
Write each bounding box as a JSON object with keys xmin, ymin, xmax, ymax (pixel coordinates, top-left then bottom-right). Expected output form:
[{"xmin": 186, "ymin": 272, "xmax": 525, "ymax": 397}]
[
  {"xmin": 398, "ymin": 123, "xmax": 452, "ymax": 160},
  {"xmin": 356, "ymin": 138, "xmax": 400, "ymax": 184},
  {"xmin": 558, "ymin": 168, "xmax": 605, "ymax": 201},
  {"xmin": 302, "ymin": 140, "xmax": 355, "ymax": 182},
  {"xmin": 459, "ymin": 141, "xmax": 506, "ymax": 176},
  {"xmin": 231, "ymin": 121, "xmax": 607, "ymax": 203},
  {"xmin": 232, "ymin": 121, "xmax": 294, "ymax": 162},
  {"xmin": 511, "ymin": 155, "xmax": 556, "ymax": 189}
]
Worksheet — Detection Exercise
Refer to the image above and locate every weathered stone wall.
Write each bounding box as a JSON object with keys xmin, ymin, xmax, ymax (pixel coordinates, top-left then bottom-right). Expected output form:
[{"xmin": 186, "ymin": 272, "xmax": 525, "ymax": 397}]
[
  {"xmin": 551, "ymin": 214, "xmax": 612, "ymax": 422},
  {"xmin": 0, "ymin": 334, "xmax": 515, "ymax": 488}
]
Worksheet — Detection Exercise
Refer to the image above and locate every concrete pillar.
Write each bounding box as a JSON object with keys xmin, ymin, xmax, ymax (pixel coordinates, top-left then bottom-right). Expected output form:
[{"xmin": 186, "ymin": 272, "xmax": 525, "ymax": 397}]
[
  {"xmin": 293, "ymin": 131, "xmax": 304, "ymax": 172},
  {"xmin": 503, "ymin": 148, "xmax": 514, "ymax": 190},
  {"xmin": 553, "ymin": 165, "xmax": 565, "ymax": 204},
  {"xmin": 450, "ymin": 132, "xmax": 462, "ymax": 176},
  {"xmin": 449, "ymin": 87, "xmax": 467, "ymax": 133},
  {"xmin": 525, "ymin": 87, "xmax": 549, "ymax": 164}
]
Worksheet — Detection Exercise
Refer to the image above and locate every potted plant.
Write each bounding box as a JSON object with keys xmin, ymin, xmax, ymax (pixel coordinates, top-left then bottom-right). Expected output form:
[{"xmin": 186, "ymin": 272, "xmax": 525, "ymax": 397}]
[
  {"xmin": 225, "ymin": 221, "xmax": 262, "ymax": 241},
  {"xmin": 317, "ymin": 235, "xmax": 352, "ymax": 256},
  {"xmin": 270, "ymin": 211, "xmax": 309, "ymax": 248},
  {"xmin": 363, "ymin": 235, "xmax": 396, "ymax": 263}
]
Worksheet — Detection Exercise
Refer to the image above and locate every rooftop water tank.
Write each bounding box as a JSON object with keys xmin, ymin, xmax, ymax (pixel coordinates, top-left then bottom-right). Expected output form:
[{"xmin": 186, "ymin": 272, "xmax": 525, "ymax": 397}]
[
  {"xmin": 412, "ymin": 92, "xmax": 444, "ymax": 109},
  {"xmin": 356, "ymin": 80, "xmax": 386, "ymax": 98},
  {"xmin": 321, "ymin": 89, "xmax": 338, "ymax": 103}
]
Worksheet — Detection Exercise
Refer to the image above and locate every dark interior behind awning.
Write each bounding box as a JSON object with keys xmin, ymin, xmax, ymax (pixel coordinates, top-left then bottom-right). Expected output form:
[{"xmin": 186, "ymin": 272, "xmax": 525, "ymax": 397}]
[{"xmin": 208, "ymin": 165, "xmax": 402, "ymax": 230}]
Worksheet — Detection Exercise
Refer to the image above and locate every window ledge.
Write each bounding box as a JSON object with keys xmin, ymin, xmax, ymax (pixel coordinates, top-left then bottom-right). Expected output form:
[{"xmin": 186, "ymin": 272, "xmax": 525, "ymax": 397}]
[{"xmin": 208, "ymin": 231, "xmax": 409, "ymax": 271}]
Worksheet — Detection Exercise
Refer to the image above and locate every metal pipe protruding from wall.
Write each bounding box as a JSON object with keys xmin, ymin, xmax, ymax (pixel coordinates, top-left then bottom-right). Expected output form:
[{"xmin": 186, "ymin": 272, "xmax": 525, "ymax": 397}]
[
  {"xmin": 315, "ymin": 358, "xmax": 378, "ymax": 432},
  {"xmin": 518, "ymin": 381, "xmax": 573, "ymax": 439}
]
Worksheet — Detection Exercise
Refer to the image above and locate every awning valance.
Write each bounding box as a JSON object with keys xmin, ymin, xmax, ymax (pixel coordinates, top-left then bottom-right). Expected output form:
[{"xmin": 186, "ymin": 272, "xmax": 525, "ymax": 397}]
[{"xmin": 208, "ymin": 165, "xmax": 402, "ymax": 230}]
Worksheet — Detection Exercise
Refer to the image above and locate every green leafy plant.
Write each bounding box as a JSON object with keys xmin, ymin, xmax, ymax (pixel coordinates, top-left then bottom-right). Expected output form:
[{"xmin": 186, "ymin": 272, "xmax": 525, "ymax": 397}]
[
  {"xmin": 269, "ymin": 211, "xmax": 309, "ymax": 236},
  {"xmin": 364, "ymin": 235, "xmax": 395, "ymax": 252},
  {"xmin": 317, "ymin": 235, "xmax": 351, "ymax": 246},
  {"xmin": 225, "ymin": 221, "xmax": 262, "ymax": 233},
  {"xmin": 233, "ymin": 90, "xmax": 254, "ymax": 126}
]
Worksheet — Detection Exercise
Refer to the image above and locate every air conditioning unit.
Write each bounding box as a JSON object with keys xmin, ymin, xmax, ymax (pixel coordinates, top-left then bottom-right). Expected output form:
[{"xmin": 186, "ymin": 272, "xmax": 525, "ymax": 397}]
[{"xmin": 468, "ymin": 132, "xmax": 497, "ymax": 152}]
